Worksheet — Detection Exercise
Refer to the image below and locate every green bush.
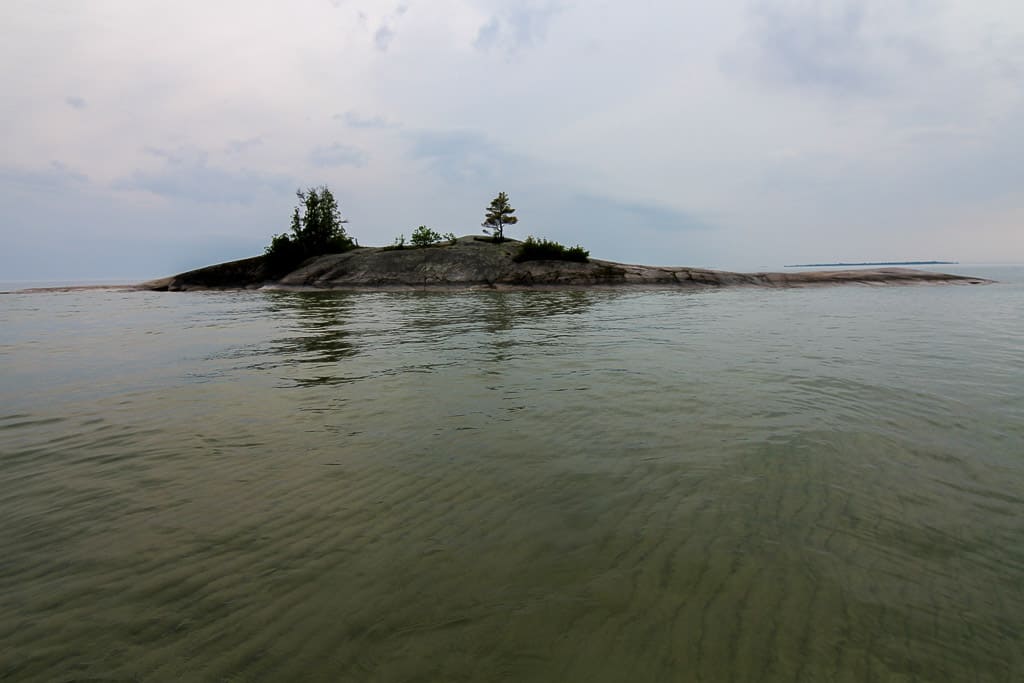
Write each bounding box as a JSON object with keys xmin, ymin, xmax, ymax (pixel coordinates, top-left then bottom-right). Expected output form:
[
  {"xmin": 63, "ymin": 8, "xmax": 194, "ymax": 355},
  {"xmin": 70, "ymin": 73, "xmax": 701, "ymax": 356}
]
[
  {"xmin": 264, "ymin": 232, "xmax": 304, "ymax": 273},
  {"xmin": 513, "ymin": 236, "xmax": 589, "ymax": 263},
  {"xmin": 386, "ymin": 227, "xmax": 455, "ymax": 249},
  {"xmin": 411, "ymin": 225, "xmax": 443, "ymax": 247}
]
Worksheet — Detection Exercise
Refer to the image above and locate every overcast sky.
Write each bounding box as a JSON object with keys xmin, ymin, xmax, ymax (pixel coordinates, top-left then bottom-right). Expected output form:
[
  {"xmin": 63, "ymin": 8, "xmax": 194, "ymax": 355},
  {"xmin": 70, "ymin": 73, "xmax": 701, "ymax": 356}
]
[{"xmin": 2, "ymin": 0, "xmax": 1022, "ymax": 279}]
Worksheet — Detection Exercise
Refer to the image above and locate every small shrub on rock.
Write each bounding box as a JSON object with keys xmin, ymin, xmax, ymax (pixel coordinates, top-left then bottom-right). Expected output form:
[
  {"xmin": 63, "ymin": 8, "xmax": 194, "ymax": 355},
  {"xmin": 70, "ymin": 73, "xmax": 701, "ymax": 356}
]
[
  {"xmin": 411, "ymin": 225, "xmax": 443, "ymax": 247},
  {"xmin": 513, "ymin": 236, "xmax": 589, "ymax": 263}
]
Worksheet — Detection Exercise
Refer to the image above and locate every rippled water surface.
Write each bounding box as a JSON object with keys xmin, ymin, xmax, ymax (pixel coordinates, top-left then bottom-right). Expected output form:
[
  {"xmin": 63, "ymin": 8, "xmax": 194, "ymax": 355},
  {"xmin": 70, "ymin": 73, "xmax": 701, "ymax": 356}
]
[{"xmin": 2, "ymin": 268, "xmax": 1023, "ymax": 681}]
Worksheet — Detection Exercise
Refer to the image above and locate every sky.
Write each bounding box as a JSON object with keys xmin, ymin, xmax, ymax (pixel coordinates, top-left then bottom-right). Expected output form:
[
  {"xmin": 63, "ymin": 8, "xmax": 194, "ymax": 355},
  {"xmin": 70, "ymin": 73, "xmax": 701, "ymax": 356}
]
[{"xmin": 2, "ymin": 0, "xmax": 1022, "ymax": 279}]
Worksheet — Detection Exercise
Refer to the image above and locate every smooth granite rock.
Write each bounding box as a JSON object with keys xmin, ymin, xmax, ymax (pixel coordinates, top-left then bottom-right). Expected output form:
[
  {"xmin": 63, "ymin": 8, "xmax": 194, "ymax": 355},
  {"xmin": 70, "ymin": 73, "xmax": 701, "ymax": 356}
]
[{"xmin": 142, "ymin": 236, "xmax": 992, "ymax": 292}]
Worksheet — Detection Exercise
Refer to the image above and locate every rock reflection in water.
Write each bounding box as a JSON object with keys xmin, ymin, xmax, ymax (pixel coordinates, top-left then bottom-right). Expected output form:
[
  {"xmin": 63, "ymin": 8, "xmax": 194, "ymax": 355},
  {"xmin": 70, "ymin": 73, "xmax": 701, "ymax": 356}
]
[{"xmin": 264, "ymin": 293, "xmax": 358, "ymax": 388}]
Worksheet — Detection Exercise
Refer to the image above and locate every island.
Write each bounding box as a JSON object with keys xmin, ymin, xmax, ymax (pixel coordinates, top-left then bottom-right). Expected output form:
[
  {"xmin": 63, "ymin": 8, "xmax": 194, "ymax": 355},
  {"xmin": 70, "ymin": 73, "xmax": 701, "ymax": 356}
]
[
  {"xmin": 142, "ymin": 235, "xmax": 991, "ymax": 292},
  {"xmin": 784, "ymin": 261, "xmax": 958, "ymax": 268}
]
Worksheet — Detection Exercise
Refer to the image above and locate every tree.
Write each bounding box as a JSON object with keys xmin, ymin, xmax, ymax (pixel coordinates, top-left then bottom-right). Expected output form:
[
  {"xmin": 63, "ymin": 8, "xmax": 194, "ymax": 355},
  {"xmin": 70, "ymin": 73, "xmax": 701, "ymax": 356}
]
[
  {"xmin": 482, "ymin": 191, "xmax": 518, "ymax": 241},
  {"xmin": 290, "ymin": 186, "xmax": 352, "ymax": 255},
  {"xmin": 265, "ymin": 186, "xmax": 355, "ymax": 273}
]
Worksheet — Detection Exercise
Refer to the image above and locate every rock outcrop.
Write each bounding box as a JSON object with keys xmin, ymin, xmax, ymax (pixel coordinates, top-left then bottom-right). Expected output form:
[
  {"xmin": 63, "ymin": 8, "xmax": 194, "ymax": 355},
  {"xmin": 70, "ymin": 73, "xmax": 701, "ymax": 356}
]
[{"xmin": 142, "ymin": 236, "xmax": 991, "ymax": 292}]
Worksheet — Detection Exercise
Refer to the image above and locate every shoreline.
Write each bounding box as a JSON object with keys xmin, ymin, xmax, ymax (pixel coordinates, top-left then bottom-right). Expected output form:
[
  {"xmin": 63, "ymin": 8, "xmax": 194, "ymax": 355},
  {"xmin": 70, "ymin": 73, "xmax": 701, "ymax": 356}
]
[
  {"xmin": 141, "ymin": 235, "xmax": 993, "ymax": 291},
  {"xmin": 8, "ymin": 237, "xmax": 996, "ymax": 293},
  {"xmin": 251, "ymin": 269, "xmax": 992, "ymax": 292}
]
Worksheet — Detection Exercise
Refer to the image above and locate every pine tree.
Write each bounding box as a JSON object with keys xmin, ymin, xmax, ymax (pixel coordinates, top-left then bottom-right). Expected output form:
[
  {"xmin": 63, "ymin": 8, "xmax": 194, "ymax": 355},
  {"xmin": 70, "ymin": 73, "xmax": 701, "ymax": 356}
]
[{"xmin": 482, "ymin": 191, "xmax": 518, "ymax": 242}]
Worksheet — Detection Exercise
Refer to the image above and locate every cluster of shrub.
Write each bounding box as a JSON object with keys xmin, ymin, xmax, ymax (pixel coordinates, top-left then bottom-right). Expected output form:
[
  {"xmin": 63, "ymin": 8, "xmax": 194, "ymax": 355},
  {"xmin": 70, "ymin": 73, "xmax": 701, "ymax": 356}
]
[
  {"xmin": 385, "ymin": 225, "xmax": 457, "ymax": 250},
  {"xmin": 513, "ymin": 236, "xmax": 589, "ymax": 263}
]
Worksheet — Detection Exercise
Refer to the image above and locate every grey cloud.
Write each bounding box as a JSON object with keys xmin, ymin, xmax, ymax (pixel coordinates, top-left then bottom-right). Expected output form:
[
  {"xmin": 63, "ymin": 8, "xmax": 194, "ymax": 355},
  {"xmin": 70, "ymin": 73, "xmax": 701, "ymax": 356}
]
[
  {"xmin": 881, "ymin": 125, "xmax": 1024, "ymax": 208},
  {"xmin": 727, "ymin": 0, "xmax": 940, "ymax": 93},
  {"xmin": 115, "ymin": 148, "xmax": 291, "ymax": 204},
  {"xmin": 0, "ymin": 159, "xmax": 287, "ymax": 279},
  {"xmin": 375, "ymin": 25, "xmax": 396, "ymax": 51},
  {"xmin": 986, "ymin": 32, "xmax": 1024, "ymax": 82},
  {"xmin": 506, "ymin": 3, "xmax": 562, "ymax": 48},
  {"xmin": 310, "ymin": 142, "xmax": 368, "ymax": 167},
  {"xmin": 474, "ymin": 2, "xmax": 564, "ymax": 53},
  {"xmin": 65, "ymin": 95, "xmax": 87, "ymax": 110},
  {"xmin": 405, "ymin": 128, "xmax": 712, "ymax": 230},
  {"xmin": 522, "ymin": 192, "xmax": 712, "ymax": 243},
  {"xmin": 406, "ymin": 129, "xmax": 519, "ymax": 182},
  {"xmin": 0, "ymin": 161, "xmax": 88, "ymax": 190},
  {"xmin": 363, "ymin": 4, "xmax": 407, "ymax": 51},
  {"xmin": 335, "ymin": 111, "xmax": 396, "ymax": 128},
  {"xmin": 474, "ymin": 18, "xmax": 501, "ymax": 51},
  {"xmin": 527, "ymin": 193, "xmax": 716, "ymax": 265},
  {"xmin": 753, "ymin": 2, "xmax": 870, "ymax": 90},
  {"xmin": 564, "ymin": 195, "xmax": 712, "ymax": 233},
  {"xmin": 748, "ymin": 112, "xmax": 1024, "ymax": 224},
  {"xmin": 225, "ymin": 137, "xmax": 264, "ymax": 154}
]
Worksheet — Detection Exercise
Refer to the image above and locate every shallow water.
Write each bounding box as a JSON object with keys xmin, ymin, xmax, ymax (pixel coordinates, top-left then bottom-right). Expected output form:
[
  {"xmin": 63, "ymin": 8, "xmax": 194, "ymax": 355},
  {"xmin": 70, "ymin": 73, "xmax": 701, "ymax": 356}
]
[{"xmin": 2, "ymin": 267, "xmax": 1023, "ymax": 681}]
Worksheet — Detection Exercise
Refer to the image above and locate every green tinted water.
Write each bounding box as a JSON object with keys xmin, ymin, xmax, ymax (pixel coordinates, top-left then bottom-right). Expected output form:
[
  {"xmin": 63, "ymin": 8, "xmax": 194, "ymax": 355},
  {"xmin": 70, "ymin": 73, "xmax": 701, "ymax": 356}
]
[{"xmin": 2, "ymin": 270, "xmax": 1023, "ymax": 681}]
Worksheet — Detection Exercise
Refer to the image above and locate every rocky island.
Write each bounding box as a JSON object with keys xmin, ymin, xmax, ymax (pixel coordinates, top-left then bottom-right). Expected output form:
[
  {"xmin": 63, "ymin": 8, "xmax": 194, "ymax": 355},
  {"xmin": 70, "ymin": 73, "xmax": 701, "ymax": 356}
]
[
  {"xmin": 138, "ymin": 189, "xmax": 991, "ymax": 292},
  {"xmin": 142, "ymin": 235, "xmax": 991, "ymax": 292}
]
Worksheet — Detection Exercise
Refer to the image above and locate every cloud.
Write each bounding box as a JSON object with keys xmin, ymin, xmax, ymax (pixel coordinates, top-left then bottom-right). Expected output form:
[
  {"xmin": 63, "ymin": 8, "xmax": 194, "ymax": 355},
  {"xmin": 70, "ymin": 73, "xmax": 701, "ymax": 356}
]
[
  {"xmin": 0, "ymin": 161, "xmax": 88, "ymax": 190},
  {"xmin": 474, "ymin": 17, "xmax": 501, "ymax": 51},
  {"xmin": 751, "ymin": 2, "xmax": 870, "ymax": 89},
  {"xmin": 406, "ymin": 129, "xmax": 521, "ymax": 182},
  {"xmin": 374, "ymin": 25, "xmax": 396, "ymax": 51},
  {"xmin": 404, "ymin": 127, "xmax": 714, "ymax": 232},
  {"xmin": 114, "ymin": 148, "xmax": 292, "ymax": 204},
  {"xmin": 563, "ymin": 194, "xmax": 712, "ymax": 234},
  {"xmin": 334, "ymin": 111, "xmax": 397, "ymax": 128},
  {"xmin": 726, "ymin": 0, "xmax": 940, "ymax": 94},
  {"xmin": 370, "ymin": 3, "xmax": 409, "ymax": 51},
  {"xmin": 474, "ymin": 2, "xmax": 564, "ymax": 53},
  {"xmin": 224, "ymin": 137, "xmax": 264, "ymax": 155},
  {"xmin": 309, "ymin": 142, "xmax": 368, "ymax": 167},
  {"xmin": 517, "ymin": 192, "xmax": 715, "ymax": 261},
  {"xmin": 0, "ymin": 158, "xmax": 287, "ymax": 279},
  {"xmin": 64, "ymin": 95, "xmax": 87, "ymax": 110}
]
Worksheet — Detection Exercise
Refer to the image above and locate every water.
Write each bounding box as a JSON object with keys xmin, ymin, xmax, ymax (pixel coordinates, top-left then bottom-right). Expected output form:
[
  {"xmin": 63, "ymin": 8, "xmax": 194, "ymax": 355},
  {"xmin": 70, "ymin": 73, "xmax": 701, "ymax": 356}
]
[{"xmin": 2, "ymin": 267, "xmax": 1023, "ymax": 681}]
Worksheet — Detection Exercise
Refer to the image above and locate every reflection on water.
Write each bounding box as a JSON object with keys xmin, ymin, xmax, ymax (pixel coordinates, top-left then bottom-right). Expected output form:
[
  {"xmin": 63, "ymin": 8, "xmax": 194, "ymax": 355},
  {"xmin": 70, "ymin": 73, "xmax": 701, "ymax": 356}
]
[
  {"xmin": 256, "ymin": 290, "xmax": 605, "ymax": 383},
  {"xmin": 268, "ymin": 292, "xmax": 358, "ymax": 376},
  {"xmin": 1, "ymin": 282, "xmax": 1023, "ymax": 681}
]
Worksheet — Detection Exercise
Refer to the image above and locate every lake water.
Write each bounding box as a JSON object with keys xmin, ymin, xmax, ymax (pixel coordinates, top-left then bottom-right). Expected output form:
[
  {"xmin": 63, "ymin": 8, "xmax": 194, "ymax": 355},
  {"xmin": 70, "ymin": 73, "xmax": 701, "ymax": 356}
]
[{"xmin": 2, "ymin": 266, "xmax": 1022, "ymax": 681}]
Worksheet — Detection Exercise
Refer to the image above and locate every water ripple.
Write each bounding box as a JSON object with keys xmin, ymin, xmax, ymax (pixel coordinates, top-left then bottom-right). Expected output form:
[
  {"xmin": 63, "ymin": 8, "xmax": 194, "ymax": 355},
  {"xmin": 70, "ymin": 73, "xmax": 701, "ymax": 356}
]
[{"xmin": 1, "ymin": 280, "xmax": 1023, "ymax": 680}]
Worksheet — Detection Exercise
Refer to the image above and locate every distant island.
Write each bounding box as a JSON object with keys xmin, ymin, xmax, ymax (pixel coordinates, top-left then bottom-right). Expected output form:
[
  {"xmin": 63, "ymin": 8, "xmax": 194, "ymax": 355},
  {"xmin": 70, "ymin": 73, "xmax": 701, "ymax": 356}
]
[
  {"xmin": 136, "ymin": 188, "xmax": 991, "ymax": 292},
  {"xmin": 784, "ymin": 261, "xmax": 958, "ymax": 268}
]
